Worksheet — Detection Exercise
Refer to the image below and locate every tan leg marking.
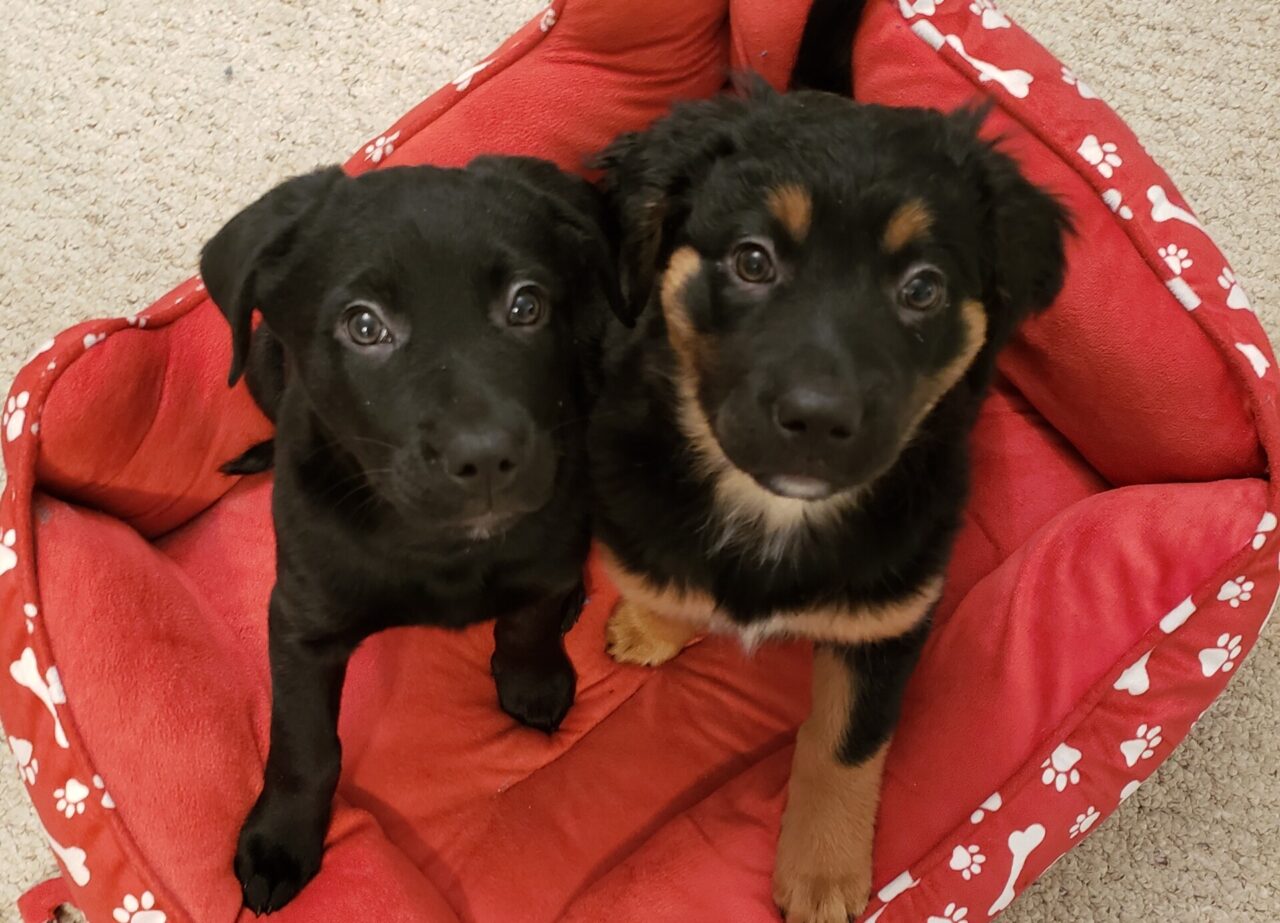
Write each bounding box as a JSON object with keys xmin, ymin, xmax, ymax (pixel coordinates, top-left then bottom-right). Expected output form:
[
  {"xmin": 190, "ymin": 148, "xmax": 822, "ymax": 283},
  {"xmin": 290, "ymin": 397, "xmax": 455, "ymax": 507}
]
[
  {"xmin": 605, "ymin": 598, "xmax": 702, "ymax": 667},
  {"xmin": 773, "ymin": 647, "xmax": 886, "ymax": 923}
]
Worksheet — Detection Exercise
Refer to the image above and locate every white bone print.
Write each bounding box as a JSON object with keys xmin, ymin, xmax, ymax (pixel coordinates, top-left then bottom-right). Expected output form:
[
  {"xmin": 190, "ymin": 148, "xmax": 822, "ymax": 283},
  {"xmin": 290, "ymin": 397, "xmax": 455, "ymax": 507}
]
[
  {"xmin": 1040, "ymin": 742, "xmax": 1082, "ymax": 791},
  {"xmin": 876, "ymin": 869, "xmax": 919, "ymax": 903},
  {"xmin": 970, "ymin": 791, "xmax": 1002, "ymax": 823},
  {"xmin": 0, "ymin": 528, "xmax": 17, "ymax": 576},
  {"xmin": 1252, "ymin": 512, "xmax": 1276, "ymax": 550},
  {"xmin": 9, "ymin": 736, "xmax": 37, "ymax": 785},
  {"xmin": 452, "ymin": 60, "xmax": 491, "ymax": 91},
  {"xmin": 968, "ymin": 0, "xmax": 1010, "ymax": 28},
  {"xmin": 24, "ymin": 602, "xmax": 38, "ymax": 634},
  {"xmin": 901, "ymin": 0, "xmax": 946, "ymax": 15},
  {"xmin": 1113, "ymin": 650, "xmax": 1152, "ymax": 696},
  {"xmin": 988, "ymin": 824, "xmax": 1046, "ymax": 916},
  {"xmin": 1061, "ymin": 66, "xmax": 1098, "ymax": 99},
  {"xmin": 1217, "ymin": 267, "xmax": 1252, "ymax": 310},
  {"xmin": 1166, "ymin": 278, "xmax": 1201, "ymax": 311},
  {"xmin": 1148, "ymin": 185, "xmax": 1204, "ymax": 230},
  {"xmin": 1235, "ymin": 343, "xmax": 1270, "ymax": 378},
  {"xmin": 942, "ymin": 35, "xmax": 1033, "ymax": 97},
  {"xmin": 94, "ymin": 774, "xmax": 116, "ymax": 809},
  {"xmin": 47, "ymin": 831, "xmax": 90, "ymax": 886},
  {"xmin": 1078, "ymin": 135, "xmax": 1122, "ymax": 178},
  {"xmin": 9, "ymin": 648, "xmax": 69, "ymax": 748},
  {"xmin": 1120, "ymin": 724, "xmax": 1162, "ymax": 767},
  {"xmin": 1159, "ymin": 596, "xmax": 1195, "ymax": 633},
  {"xmin": 1199, "ymin": 633, "xmax": 1243, "ymax": 676}
]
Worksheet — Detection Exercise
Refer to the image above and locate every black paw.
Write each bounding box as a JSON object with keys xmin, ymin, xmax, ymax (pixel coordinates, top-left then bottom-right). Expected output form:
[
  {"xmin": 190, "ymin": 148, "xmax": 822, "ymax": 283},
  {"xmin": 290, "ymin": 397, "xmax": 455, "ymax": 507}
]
[
  {"xmin": 492, "ymin": 653, "xmax": 576, "ymax": 733},
  {"xmin": 234, "ymin": 798, "xmax": 325, "ymax": 914}
]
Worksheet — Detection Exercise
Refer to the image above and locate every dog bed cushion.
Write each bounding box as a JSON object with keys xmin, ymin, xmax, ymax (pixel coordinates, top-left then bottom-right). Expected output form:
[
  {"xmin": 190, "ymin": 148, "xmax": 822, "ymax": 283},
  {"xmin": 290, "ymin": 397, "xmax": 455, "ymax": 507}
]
[{"xmin": 4, "ymin": 1, "xmax": 1276, "ymax": 921}]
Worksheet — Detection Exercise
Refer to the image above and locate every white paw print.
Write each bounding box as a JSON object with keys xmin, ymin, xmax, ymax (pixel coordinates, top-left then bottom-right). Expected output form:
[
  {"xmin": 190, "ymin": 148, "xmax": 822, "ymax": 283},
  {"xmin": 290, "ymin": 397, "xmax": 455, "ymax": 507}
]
[
  {"xmin": 24, "ymin": 602, "xmax": 37, "ymax": 634},
  {"xmin": 9, "ymin": 736, "xmax": 38, "ymax": 785},
  {"xmin": 968, "ymin": 0, "xmax": 1010, "ymax": 27},
  {"xmin": 82, "ymin": 332, "xmax": 106, "ymax": 350},
  {"xmin": 927, "ymin": 902, "xmax": 969, "ymax": 923},
  {"xmin": 0, "ymin": 528, "xmax": 17, "ymax": 576},
  {"xmin": 363, "ymin": 130, "xmax": 400, "ymax": 164},
  {"xmin": 1040, "ymin": 742, "xmax": 1082, "ymax": 791},
  {"xmin": 969, "ymin": 791, "xmax": 1002, "ymax": 823},
  {"xmin": 1101, "ymin": 188, "xmax": 1133, "ymax": 220},
  {"xmin": 1061, "ymin": 65, "xmax": 1098, "ymax": 100},
  {"xmin": 949, "ymin": 844, "xmax": 986, "ymax": 880},
  {"xmin": 113, "ymin": 891, "xmax": 166, "ymax": 923},
  {"xmin": 539, "ymin": 3, "xmax": 557, "ymax": 31},
  {"xmin": 94, "ymin": 773, "xmax": 116, "ymax": 809},
  {"xmin": 1253, "ymin": 512, "xmax": 1277, "ymax": 549},
  {"xmin": 4, "ymin": 391, "xmax": 30, "ymax": 442},
  {"xmin": 54, "ymin": 778, "xmax": 91, "ymax": 818},
  {"xmin": 1078, "ymin": 135, "xmax": 1123, "ymax": 178},
  {"xmin": 908, "ymin": 0, "xmax": 945, "ymax": 14},
  {"xmin": 1217, "ymin": 267, "xmax": 1252, "ymax": 310},
  {"xmin": 1217, "ymin": 576, "xmax": 1254, "ymax": 608},
  {"xmin": 1199, "ymin": 633, "xmax": 1243, "ymax": 677},
  {"xmin": 1157, "ymin": 244, "xmax": 1193, "ymax": 275},
  {"xmin": 1120, "ymin": 724, "xmax": 1163, "ymax": 767},
  {"xmin": 1070, "ymin": 806, "xmax": 1100, "ymax": 838}
]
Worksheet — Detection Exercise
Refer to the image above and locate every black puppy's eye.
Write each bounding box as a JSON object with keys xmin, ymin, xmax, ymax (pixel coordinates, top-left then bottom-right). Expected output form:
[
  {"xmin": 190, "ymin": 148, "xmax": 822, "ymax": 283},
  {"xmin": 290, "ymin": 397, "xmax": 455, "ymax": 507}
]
[
  {"xmin": 342, "ymin": 303, "xmax": 392, "ymax": 346},
  {"xmin": 732, "ymin": 241, "xmax": 776, "ymax": 284},
  {"xmin": 507, "ymin": 284, "xmax": 547, "ymax": 327},
  {"xmin": 899, "ymin": 267, "xmax": 948, "ymax": 313}
]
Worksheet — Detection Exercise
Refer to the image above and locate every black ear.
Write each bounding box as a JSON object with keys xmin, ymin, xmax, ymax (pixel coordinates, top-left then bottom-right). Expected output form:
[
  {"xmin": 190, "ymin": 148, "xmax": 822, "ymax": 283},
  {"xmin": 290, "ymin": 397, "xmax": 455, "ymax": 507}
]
[
  {"xmin": 468, "ymin": 155, "xmax": 629, "ymax": 327},
  {"xmin": 953, "ymin": 110, "xmax": 1072, "ymax": 349},
  {"xmin": 199, "ymin": 166, "xmax": 344, "ymax": 385},
  {"xmin": 593, "ymin": 90, "xmax": 761, "ymax": 321}
]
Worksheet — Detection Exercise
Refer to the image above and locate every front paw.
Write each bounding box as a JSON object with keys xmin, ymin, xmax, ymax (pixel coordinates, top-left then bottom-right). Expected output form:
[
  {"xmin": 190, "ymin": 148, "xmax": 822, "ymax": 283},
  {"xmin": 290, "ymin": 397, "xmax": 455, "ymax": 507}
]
[
  {"xmin": 492, "ymin": 651, "xmax": 576, "ymax": 732},
  {"xmin": 234, "ymin": 796, "xmax": 326, "ymax": 914},
  {"xmin": 772, "ymin": 867, "xmax": 871, "ymax": 923},
  {"xmin": 605, "ymin": 599, "xmax": 694, "ymax": 666}
]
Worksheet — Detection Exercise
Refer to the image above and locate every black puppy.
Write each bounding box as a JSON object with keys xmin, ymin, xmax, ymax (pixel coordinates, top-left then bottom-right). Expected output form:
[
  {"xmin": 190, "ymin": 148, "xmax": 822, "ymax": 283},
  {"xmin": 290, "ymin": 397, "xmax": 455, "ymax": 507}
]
[
  {"xmin": 590, "ymin": 86, "xmax": 1068, "ymax": 922},
  {"xmin": 201, "ymin": 157, "xmax": 625, "ymax": 914}
]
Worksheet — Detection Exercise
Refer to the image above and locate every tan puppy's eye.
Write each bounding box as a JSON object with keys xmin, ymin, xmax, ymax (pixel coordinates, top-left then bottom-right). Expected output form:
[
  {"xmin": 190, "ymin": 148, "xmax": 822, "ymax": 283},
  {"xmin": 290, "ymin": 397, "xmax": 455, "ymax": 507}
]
[
  {"xmin": 732, "ymin": 241, "xmax": 776, "ymax": 284},
  {"xmin": 341, "ymin": 302, "xmax": 393, "ymax": 346},
  {"xmin": 899, "ymin": 267, "xmax": 948, "ymax": 312}
]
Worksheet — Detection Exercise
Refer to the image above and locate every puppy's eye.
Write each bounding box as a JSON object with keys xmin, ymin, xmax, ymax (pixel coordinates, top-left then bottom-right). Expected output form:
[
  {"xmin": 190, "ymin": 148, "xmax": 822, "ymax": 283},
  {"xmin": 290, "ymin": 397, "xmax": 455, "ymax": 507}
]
[
  {"xmin": 342, "ymin": 303, "xmax": 392, "ymax": 346},
  {"xmin": 507, "ymin": 284, "xmax": 547, "ymax": 327},
  {"xmin": 732, "ymin": 241, "xmax": 776, "ymax": 284},
  {"xmin": 899, "ymin": 267, "xmax": 948, "ymax": 313}
]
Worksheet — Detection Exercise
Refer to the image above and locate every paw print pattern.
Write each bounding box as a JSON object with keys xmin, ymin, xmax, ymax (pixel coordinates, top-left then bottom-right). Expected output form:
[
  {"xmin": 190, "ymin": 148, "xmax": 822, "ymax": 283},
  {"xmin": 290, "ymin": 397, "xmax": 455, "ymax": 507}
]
[
  {"xmin": 82, "ymin": 332, "xmax": 106, "ymax": 350},
  {"xmin": 1218, "ymin": 267, "xmax": 1252, "ymax": 310},
  {"xmin": 363, "ymin": 131, "xmax": 400, "ymax": 164},
  {"xmin": 1158, "ymin": 244, "xmax": 1193, "ymax": 275},
  {"xmin": 539, "ymin": 3, "xmax": 557, "ymax": 31},
  {"xmin": 54, "ymin": 778, "xmax": 90, "ymax": 818},
  {"xmin": 1040, "ymin": 742, "xmax": 1082, "ymax": 791},
  {"xmin": 0, "ymin": 528, "xmax": 17, "ymax": 576},
  {"xmin": 1078, "ymin": 135, "xmax": 1123, "ymax": 178},
  {"xmin": 1199, "ymin": 633, "xmax": 1243, "ymax": 677},
  {"xmin": 9, "ymin": 736, "xmax": 37, "ymax": 785},
  {"xmin": 4, "ymin": 391, "xmax": 30, "ymax": 442},
  {"xmin": 927, "ymin": 902, "xmax": 969, "ymax": 923},
  {"xmin": 1120, "ymin": 724, "xmax": 1163, "ymax": 767},
  {"xmin": 1069, "ymin": 806, "xmax": 1100, "ymax": 838},
  {"xmin": 94, "ymin": 773, "xmax": 116, "ymax": 809},
  {"xmin": 113, "ymin": 891, "xmax": 166, "ymax": 923},
  {"xmin": 452, "ymin": 60, "xmax": 491, "ymax": 91},
  {"xmin": 949, "ymin": 844, "xmax": 986, "ymax": 880},
  {"xmin": 1101, "ymin": 189, "xmax": 1133, "ymax": 220},
  {"xmin": 1253, "ymin": 512, "xmax": 1276, "ymax": 550},
  {"xmin": 1061, "ymin": 65, "xmax": 1098, "ymax": 100},
  {"xmin": 968, "ymin": 0, "xmax": 1010, "ymax": 28},
  {"xmin": 969, "ymin": 791, "xmax": 1002, "ymax": 823},
  {"xmin": 1217, "ymin": 576, "xmax": 1254, "ymax": 608},
  {"xmin": 23, "ymin": 603, "xmax": 36, "ymax": 634},
  {"xmin": 1236, "ymin": 343, "xmax": 1271, "ymax": 379}
]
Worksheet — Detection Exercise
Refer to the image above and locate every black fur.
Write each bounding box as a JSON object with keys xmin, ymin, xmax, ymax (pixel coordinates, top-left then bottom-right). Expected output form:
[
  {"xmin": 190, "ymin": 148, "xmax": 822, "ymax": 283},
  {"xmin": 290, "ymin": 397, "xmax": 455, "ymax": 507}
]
[
  {"xmin": 790, "ymin": 0, "xmax": 869, "ymax": 96},
  {"xmin": 201, "ymin": 158, "xmax": 623, "ymax": 914},
  {"xmin": 591, "ymin": 87, "xmax": 1068, "ymax": 723}
]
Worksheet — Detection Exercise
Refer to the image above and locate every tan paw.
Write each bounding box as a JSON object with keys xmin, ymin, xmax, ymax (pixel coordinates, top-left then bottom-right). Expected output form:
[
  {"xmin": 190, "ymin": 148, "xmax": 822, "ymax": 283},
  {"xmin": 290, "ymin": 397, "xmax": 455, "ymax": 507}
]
[
  {"xmin": 772, "ymin": 867, "xmax": 871, "ymax": 923},
  {"xmin": 605, "ymin": 599, "xmax": 694, "ymax": 666}
]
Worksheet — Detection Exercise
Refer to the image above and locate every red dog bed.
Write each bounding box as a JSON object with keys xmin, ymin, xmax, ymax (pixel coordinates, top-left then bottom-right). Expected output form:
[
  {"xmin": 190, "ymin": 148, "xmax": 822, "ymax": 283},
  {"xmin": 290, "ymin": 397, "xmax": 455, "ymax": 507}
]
[{"xmin": 4, "ymin": 1, "xmax": 1275, "ymax": 921}]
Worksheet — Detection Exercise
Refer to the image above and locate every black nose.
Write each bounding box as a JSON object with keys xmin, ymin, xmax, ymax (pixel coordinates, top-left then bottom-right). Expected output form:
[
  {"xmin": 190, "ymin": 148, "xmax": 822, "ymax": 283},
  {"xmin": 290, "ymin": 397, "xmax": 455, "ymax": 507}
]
[
  {"xmin": 772, "ymin": 383, "xmax": 861, "ymax": 446},
  {"xmin": 441, "ymin": 425, "xmax": 527, "ymax": 495}
]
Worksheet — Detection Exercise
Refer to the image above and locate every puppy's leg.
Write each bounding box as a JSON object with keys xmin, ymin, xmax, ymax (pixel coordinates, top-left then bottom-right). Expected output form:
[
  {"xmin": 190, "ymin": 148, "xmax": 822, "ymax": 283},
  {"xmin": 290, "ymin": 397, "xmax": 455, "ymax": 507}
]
[
  {"xmin": 235, "ymin": 587, "xmax": 355, "ymax": 915},
  {"xmin": 605, "ymin": 597, "xmax": 701, "ymax": 666},
  {"xmin": 491, "ymin": 583, "xmax": 582, "ymax": 733},
  {"xmin": 773, "ymin": 627, "xmax": 927, "ymax": 923}
]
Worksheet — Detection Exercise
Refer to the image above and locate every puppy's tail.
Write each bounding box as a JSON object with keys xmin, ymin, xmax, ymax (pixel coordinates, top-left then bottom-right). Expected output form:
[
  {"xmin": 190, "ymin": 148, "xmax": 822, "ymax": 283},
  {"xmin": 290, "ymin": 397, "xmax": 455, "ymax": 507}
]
[
  {"xmin": 220, "ymin": 439, "xmax": 275, "ymax": 476},
  {"xmin": 790, "ymin": 0, "xmax": 868, "ymax": 97}
]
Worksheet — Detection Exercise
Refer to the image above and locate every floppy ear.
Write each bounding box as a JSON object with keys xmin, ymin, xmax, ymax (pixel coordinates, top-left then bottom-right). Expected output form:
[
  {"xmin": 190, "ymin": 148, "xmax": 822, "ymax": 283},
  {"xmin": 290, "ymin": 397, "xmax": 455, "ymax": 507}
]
[
  {"xmin": 468, "ymin": 155, "xmax": 629, "ymax": 327},
  {"xmin": 593, "ymin": 89, "xmax": 761, "ymax": 321},
  {"xmin": 199, "ymin": 166, "xmax": 344, "ymax": 385}
]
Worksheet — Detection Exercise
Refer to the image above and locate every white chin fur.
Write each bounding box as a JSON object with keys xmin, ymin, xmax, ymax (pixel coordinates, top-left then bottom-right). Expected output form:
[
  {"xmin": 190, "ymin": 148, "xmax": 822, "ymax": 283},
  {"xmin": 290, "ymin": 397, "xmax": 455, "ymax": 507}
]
[{"xmin": 766, "ymin": 475, "xmax": 835, "ymax": 501}]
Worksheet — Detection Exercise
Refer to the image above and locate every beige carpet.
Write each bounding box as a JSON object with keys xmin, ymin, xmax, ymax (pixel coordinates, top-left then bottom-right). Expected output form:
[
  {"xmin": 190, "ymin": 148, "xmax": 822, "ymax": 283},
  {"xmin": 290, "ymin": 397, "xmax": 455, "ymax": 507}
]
[{"xmin": 1, "ymin": 1, "xmax": 1276, "ymax": 920}]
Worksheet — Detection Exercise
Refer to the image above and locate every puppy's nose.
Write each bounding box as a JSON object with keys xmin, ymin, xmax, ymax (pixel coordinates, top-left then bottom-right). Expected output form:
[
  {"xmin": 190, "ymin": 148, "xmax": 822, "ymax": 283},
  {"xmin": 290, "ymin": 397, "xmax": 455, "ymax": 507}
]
[
  {"xmin": 441, "ymin": 426, "xmax": 527, "ymax": 494},
  {"xmin": 772, "ymin": 382, "xmax": 862, "ymax": 447}
]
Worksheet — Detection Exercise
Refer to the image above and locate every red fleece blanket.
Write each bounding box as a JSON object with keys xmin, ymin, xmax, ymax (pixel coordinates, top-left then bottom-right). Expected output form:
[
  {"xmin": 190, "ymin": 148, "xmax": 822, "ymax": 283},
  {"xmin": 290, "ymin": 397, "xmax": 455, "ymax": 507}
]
[{"xmin": 4, "ymin": 1, "xmax": 1276, "ymax": 921}]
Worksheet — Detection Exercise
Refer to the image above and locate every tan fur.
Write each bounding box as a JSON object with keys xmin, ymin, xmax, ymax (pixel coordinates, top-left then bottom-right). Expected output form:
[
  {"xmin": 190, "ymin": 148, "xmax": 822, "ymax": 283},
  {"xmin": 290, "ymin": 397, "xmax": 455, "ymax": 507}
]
[
  {"xmin": 882, "ymin": 199, "xmax": 933, "ymax": 254},
  {"xmin": 773, "ymin": 647, "xmax": 888, "ymax": 922},
  {"xmin": 768, "ymin": 184, "xmax": 813, "ymax": 242},
  {"xmin": 903, "ymin": 298, "xmax": 988, "ymax": 442},
  {"xmin": 605, "ymin": 598, "xmax": 702, "ymax": 666},
  {"xmin": 659, "ymin": 247, "xmax": 860, "ymax": 560},
  {"xmin": 601, "ymin": 548, "xmax": 940, "ymax": 650}
]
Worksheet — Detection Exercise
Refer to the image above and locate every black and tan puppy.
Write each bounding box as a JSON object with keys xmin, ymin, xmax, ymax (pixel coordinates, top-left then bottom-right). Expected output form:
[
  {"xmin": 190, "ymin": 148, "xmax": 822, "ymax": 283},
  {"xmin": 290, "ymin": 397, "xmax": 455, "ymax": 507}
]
[
  {"xmin": 590, "ymin": 86, "xmax": 1068, "ymax": 922},
  {"xmin": 201, "ymin": 157, "xmax": 625, "ymax": 914}
]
